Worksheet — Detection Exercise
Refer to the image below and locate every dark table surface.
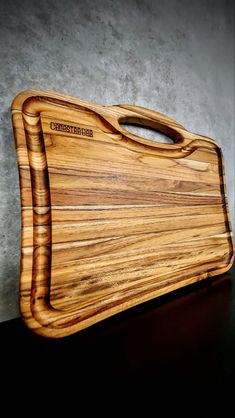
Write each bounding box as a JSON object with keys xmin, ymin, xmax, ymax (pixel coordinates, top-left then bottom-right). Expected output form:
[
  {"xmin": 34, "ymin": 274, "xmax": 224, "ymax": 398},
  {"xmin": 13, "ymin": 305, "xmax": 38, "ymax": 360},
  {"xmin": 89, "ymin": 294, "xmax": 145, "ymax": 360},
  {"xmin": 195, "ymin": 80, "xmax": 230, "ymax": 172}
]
[{"xmin": 1, "ymin": 264, "xmax": 235, "ymax": 416}]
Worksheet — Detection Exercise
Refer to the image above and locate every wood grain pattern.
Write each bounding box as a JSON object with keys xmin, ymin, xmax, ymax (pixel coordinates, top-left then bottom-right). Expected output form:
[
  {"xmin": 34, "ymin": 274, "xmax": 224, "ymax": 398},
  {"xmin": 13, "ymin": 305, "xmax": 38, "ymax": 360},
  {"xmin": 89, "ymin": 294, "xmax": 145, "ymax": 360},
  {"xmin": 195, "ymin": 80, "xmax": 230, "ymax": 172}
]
[{"xmin": 11, "ymin": 89, "xmax": 234, "ymax": 337}]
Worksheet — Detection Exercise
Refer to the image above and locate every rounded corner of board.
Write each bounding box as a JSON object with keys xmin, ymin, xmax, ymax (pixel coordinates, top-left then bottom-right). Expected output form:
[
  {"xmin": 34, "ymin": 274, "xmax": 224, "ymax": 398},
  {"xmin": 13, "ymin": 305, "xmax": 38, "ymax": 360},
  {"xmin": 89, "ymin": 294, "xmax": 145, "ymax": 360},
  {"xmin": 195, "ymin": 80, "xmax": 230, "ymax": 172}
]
[
  {"xmin": 11, "ymin": 90, "xmax": 33, "ymax": 111},
  {"xmin": 211, "ymin": 253, "xmax": 235, "ymax": 278}
]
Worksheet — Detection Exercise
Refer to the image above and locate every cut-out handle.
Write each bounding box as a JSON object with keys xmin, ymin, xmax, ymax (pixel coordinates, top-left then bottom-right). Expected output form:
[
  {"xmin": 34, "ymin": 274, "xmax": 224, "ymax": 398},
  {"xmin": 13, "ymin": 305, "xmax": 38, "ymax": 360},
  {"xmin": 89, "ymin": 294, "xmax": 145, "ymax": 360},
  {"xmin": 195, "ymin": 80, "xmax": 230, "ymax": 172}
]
[
  {"xmin": 119, "ymin": 123, "xmax": 173, "ymax": 144},
  {"xmin": 115, "ymin": 104, "xmax": 187, "ymax": 145},
  {"xmin": 105, "ymin": 103, "xmax": 218, "ymax": 158}
]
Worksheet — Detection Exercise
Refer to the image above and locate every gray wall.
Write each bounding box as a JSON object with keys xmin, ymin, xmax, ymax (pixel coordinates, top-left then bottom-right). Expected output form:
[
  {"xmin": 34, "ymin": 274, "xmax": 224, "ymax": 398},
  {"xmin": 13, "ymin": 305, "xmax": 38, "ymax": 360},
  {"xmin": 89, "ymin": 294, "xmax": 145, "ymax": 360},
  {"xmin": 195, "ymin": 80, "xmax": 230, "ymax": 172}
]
[{"xmin": 0, "ymin": 0, "xmax": 234, "ymax": 322}]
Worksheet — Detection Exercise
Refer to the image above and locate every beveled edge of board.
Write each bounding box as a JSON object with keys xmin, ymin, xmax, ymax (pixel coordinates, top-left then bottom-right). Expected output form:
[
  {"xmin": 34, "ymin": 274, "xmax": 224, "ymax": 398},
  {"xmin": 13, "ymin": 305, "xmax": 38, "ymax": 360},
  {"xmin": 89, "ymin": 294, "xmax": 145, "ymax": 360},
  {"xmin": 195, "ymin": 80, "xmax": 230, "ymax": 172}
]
[{"xmin": 11, "ymin": 89, "xmax": 235, "ymax": 338}]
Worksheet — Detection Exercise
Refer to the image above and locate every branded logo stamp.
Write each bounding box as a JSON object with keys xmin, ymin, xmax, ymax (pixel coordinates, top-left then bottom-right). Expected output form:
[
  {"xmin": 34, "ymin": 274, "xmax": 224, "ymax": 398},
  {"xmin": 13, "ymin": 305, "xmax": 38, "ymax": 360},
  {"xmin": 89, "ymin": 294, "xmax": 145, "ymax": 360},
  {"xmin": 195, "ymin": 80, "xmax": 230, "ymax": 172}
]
[{"xmin": 50, "ymin": 122, "xmax": 93, "ymax": 137}]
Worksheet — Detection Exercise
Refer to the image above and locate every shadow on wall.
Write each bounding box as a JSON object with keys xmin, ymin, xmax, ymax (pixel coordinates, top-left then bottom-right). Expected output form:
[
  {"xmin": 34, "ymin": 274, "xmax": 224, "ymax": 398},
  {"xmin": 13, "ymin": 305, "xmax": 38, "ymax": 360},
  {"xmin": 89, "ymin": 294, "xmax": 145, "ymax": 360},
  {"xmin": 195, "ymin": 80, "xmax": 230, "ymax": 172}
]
[{"xmin": 0, "ymin": 108, "xmax": 21, "ymax": 321}]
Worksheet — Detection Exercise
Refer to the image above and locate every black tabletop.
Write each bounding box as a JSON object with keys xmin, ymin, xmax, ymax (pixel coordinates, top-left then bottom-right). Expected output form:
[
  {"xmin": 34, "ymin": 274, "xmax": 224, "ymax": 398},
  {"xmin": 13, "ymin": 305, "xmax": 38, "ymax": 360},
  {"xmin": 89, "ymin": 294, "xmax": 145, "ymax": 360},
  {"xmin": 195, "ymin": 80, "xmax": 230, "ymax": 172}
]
[{"xmin": 1, "ymin": 264, "xmax": 235, "ymax": 416}]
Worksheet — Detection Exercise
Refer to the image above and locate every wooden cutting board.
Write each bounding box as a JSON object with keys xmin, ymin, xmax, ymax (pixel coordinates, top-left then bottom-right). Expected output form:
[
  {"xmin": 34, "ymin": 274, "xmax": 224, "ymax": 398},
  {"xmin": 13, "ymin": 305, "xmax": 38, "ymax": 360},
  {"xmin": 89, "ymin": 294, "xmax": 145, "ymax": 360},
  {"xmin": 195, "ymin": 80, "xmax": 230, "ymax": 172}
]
[{"xmin": 11, "ymin": 89, "xmax": 234, "ymax": 338}]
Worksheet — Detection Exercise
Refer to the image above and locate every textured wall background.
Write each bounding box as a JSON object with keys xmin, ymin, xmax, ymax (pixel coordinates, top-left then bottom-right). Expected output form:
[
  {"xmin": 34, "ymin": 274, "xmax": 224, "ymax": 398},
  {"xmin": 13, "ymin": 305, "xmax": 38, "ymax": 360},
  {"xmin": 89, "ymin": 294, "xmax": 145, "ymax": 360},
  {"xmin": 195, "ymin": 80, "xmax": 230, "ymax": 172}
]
[{"xmin": 0, "ymin": 0, "xmax": 234, "ymax": 322}]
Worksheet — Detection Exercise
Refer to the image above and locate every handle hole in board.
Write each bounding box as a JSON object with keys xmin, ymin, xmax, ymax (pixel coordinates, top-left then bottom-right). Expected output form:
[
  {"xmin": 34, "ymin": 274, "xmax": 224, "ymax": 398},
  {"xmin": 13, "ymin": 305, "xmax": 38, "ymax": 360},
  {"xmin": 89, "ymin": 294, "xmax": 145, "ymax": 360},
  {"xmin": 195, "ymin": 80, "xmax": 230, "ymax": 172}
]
[{"xmin": 120, "ymin": 123, "xmax": 174, "ymax": 144}]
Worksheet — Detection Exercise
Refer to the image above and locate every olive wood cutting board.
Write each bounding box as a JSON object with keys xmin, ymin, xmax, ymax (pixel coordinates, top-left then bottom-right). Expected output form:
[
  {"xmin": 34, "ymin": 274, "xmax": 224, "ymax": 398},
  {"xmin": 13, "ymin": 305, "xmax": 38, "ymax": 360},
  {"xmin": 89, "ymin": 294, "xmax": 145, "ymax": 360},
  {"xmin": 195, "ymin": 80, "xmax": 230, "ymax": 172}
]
[{"xmin": 11, "ymin": 89, "xmax": 234, "ymax": 338}]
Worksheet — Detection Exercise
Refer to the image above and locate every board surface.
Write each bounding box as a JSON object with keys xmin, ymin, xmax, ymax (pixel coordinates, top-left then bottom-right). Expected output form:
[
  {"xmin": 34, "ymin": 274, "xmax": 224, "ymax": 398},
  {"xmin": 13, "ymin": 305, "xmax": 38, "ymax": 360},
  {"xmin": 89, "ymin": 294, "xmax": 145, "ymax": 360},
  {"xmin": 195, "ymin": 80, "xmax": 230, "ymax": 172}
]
[{"xmin": 11, "ymin": 89, "xmax": 234, "ymax": 337}]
